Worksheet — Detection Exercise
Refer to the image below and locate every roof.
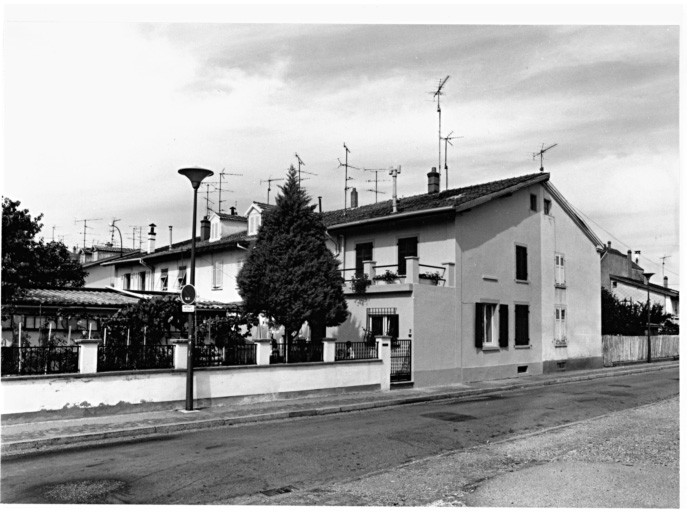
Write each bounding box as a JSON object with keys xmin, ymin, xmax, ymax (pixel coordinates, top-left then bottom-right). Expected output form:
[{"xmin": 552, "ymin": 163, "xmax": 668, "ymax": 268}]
[
  {"xmin": 602, "ymin": 247, "xmax": 644, "ymax": 270},
  {"xmin": 321, "ymin": 172, "xmax": 548, "ymax": 228},
  {"xmin": 13, "ymin": 287, "xmax": 142, "ymax": 308},
  {"xmin": 610, "ymin": 274, "xmax": 679, "ymax": 298},
  {"xmin": 217, "ymin": 212, "xmax": 247, "ymax": 222}
]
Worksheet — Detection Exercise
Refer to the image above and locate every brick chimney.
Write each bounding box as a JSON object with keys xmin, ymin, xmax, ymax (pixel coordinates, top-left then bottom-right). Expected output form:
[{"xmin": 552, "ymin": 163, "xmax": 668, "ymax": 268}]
[
  {"xmin": 350, "ymin": 188, "xmax": 358, "ymax": 208},
  {"xmin": 427, "ymin": 167, "xmax": 440, "ymax": 194},
  {"xmin": 200, "ymin": 216, "xmax": 211, "ymax": 242},
  {"xmin": 147, "ymin": 224, "xmax": 157, "ymax": 254}
]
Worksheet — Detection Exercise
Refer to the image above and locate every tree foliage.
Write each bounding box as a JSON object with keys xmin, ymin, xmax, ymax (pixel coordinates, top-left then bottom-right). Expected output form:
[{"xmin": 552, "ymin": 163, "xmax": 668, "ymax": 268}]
[
  {"xmin": 237, "ymin": 167, "xmax": 348, "ymax": 343},
  {"xmin": 601, "ymin": 287, "xmax": 671, "ymax": 335},
  {"xmin": 2, "ymin": 198, "xmax": 87, "ymax": 304}
]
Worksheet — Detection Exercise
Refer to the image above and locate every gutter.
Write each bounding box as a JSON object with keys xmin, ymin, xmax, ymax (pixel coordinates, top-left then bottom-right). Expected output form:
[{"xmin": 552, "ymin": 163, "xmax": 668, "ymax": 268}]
[{"xmin": 327, "ymin": 205, "xmax": 456, "ymax": 230}]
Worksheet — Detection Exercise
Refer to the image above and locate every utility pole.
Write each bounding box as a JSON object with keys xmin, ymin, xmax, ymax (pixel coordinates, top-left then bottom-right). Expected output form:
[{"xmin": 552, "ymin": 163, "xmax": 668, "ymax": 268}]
[
  {"xmin": 432, "ymin": 76, "xmax": 450, "ymax": 184},
  {"xmin": 533, "ymin": 143, "xmax": 558, "ymax": 172},
  {"xmin": 441, "ymin": 131, "xmax": 463, "ymax": 190}
]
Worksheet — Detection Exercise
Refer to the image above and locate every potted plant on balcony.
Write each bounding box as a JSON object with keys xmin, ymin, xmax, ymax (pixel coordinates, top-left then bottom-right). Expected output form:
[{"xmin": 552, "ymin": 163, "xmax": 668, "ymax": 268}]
[
  {"xmin": 373, "ymin": 269, "xmax": 401, "ymax": 285},
  {"xmin": 419, "ymin": 271, "xmax": 443, "ymax": 286},
  {"xmin": 350, "ymin": 273, "xmax": 370, "ymax": 294}
]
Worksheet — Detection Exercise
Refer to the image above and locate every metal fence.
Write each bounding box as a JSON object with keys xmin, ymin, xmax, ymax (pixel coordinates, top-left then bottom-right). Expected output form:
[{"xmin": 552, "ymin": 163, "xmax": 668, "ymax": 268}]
[
  {"xmin": 390, "ymin": 339, "xmax": 412, "ymax": 382},
  {"xmin": 602, "ymin": 335, "xmax": 679, "ymax": 366},
  {"xmin": 1, "ymin": 346, "xmax": 80, "ymax": 376},
  {"xmin": 269, "ymin": 342, "xmax": 323, "ymax": 364},
  {"xmin": 194, "ymin": 344, "xmax": 257, "ymax": 367},
  {"xmin": 334, "ymin": 341, "xmax": 378, "ymax": 361},
  {"xmin": 97, "ymin": 344, "xmax": 175, "ymax": 372}
]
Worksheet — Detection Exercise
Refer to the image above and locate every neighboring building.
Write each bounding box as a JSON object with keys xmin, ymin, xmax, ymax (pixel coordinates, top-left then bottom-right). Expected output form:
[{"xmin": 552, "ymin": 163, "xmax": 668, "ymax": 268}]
[
  {"xmin": 322, "ymin": 170, "xmax": 605, "ymax": 385},
  {"xmin": 76, "ymin": 244, "xmax": 136, "ymax": 265},
  {"xmin": 600, "ymin": 244, "xmax": 679, "ymax": 322}
]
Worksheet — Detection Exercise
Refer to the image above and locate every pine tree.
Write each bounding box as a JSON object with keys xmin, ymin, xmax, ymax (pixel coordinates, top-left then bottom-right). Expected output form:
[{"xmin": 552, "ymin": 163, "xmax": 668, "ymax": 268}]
[{"xmin": 237, "ymin": 167, "xmax": 348, "ymax": 346}]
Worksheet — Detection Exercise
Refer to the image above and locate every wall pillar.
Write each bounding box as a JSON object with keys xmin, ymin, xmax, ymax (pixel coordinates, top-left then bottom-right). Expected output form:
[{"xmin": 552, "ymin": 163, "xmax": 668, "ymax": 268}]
[
  {"xmin": 406, "ymin": 256, "xmax": 420, "ymax": 284},
  {"xmin": 75, "ymin": 339, "xmax": 99, "ymax": 374},
  {"xmin": 173, "ymin": 340, "xmax": 189, "ymax": 370},
  {"xmin": 363, "ymin": 260, "xmax": 376, "ymax": 280},
  {"xmin": 254, "ymin": 339, "xmax": 273, "ymax": 366},
  {"xmin": 376, "ymin": 335, "xmax": 392, "ymax": 391},
  {"xmin": 322, "ymin": 338, "xmax": 337, "ymax": 362},
  {"xmin": 442, "ymin": 261, "xmax": 456, "ymax": 287}
]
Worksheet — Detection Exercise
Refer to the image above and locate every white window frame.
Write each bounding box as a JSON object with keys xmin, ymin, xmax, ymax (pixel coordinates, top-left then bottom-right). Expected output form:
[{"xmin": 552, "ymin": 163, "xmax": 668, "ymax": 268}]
[
  {"xmin": 555, "ymin": 306, "xmax": 567, "ymax": 343},
  {"xmin": 212, "ymin": 260, "xmax": 223, "ymax": 289},
  {"xmin": 482, "ymin": 303, "xmax": 498, "ymax": 347},
  {"xmin": 248, "ymin": 212, "xmax": 262, "ymax": 236},
  {"xmin": 555, "ymin": 253, "xmax": 566, "ymax": 286},
  {"xmin": 176, "ymin": 267, "xmax": 187, "ymax": 289}
]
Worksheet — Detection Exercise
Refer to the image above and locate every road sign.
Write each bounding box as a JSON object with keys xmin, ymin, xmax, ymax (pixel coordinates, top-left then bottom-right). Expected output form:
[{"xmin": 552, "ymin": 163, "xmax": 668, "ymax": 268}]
[
  {"xmin": 182, "ymin": 304, "xmax": 196, "ymax": 313},
  {"xmin": 180, "ymin": 284, "xmax": 197, "ymax": 305}
]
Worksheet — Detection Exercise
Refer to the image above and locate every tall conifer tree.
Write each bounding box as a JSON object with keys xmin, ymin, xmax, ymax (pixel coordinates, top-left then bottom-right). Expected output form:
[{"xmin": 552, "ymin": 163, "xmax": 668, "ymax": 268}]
[{"xmin": 237, "ymin": 167, "xmax": 348, "ymax": 344}]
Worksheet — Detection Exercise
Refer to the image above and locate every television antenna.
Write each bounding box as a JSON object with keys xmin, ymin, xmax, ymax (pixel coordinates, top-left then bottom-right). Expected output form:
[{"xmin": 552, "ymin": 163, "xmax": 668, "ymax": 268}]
[
  {"xmin": 260, "ymin": 176, "xmax": 285, "ymax": 204},
  {"xmin": 431, "ymin": 75, "xmax": 450, "ymax": 181},
  {"xmin": 660, "ymin": 255, "xmax": 671, "ymax": 281},
  {"xmin": 214, "ymin": 168, "xmax": 242, "ymax": 213},
  {"xmin": 533, "ymin": 143, "xmax": 558, "ymax": 172},
  {"xmin": 339, "ymin": 143, "xmax": 354, "ymax": 213},
  {"xmin": 441, "ymin": 131, "xmax": 463, "ymax": 189},
  {"xmin": 202, "ymin": 183, "xmax": 216, "ymax": 216},
  {"xmin": 74, "ymin": 217, "xmax": 102, "ymax": 249},
  {"xmin": 294, "ymin": 153, "xmax": 317, "ymax": 187},
  {"xmin": 363, "ymin": 168, "xmax": 390, "ymax": 203}
]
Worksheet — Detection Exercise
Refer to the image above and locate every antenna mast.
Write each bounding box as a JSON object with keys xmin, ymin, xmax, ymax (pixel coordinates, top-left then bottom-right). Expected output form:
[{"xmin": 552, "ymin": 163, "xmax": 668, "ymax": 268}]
[
  {"xmin": 342, "ymin": 143, "xmax": 351, "ymax": 212},
  {"xmin": 260, "ymin": 176, "xmax": 285, "ymax": 204},
  {"xmin": 660, "ymin": 255, "xmax": 671, "ymax": 281},
  {"xmin": 216, "ymin": 168, "xmax": 242, "ymax": 213},
  {"xmin": 363, "ymin": 168, "xmax": 390, "ymax": 203},
  {"xmin": 533, "ymin": 143, "xmax": 558, "ymax": 172},
  {"xmin": 432, "ymin": 76, "xmax": 450, "ymax": 184},
  {"xmin": 203, "ymin": 183, "xmax": 215, "ymax": 216},
  {"xmin": 441, "ymin": 131, "xmax": 463, "ymax": 189},
  {"xmin": 74, "ymin": 218, "xmax": 102, "ymax": 249}
]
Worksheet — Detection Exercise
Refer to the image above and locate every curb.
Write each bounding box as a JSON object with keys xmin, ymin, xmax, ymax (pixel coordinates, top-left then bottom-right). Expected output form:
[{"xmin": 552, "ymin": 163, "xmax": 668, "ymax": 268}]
[{"xmin": 1, "ymin": 361, "xmax": 678, "ymax": 456}]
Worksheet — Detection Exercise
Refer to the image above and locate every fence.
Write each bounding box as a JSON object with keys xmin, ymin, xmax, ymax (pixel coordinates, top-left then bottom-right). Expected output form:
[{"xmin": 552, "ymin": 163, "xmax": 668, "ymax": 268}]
[
  {"xmin": 1, "ymin": 346, "xmax": 80, "ymax": 376},
  {"xmin": 602, "ymin": 335, "xmax": 679, "ymax": 366},
  {"xmin": 391, "ymin": 339, "xmax": 412, "ymax": 382},
  {"xmin": 194, "ymin": 344, "xmax": 257, "ymax": 367},
  {"xmin": 334, "ymin": 341, "xmax": 378, "ymax": 361},
  {"xmin": 97, "ymin": 344, "xmax": 175, "ymax": 372},
  {"xmin": 269, "ymin": 342, "xmax": 323, "ymax": 364}
]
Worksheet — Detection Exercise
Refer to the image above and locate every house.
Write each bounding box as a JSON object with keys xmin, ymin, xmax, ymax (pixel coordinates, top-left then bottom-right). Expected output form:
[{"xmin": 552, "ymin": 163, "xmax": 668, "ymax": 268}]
[
  {"xmin": 321, "ymin": 169, "xmax": 605, "ymax": 386},
  {"xmin": 600, "ymin": 243, "xmax": 679, "ymax": 323}
]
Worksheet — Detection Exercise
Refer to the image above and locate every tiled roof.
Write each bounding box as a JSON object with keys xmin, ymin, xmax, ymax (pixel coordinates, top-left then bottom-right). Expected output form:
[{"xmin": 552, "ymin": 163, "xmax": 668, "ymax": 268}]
[
  {"xmin": 321, "ymin": 172, "xmax": 548, "ymax": 227},
  {"xmin": 15, "ymin": 288, "xmax": 141, "ymax": 307},
  {"xmin": 217, "ymin": 213, "xmax": 247, "ymax": 222},
  {"xmin": 253, "ymin": 201, "xmax": 275, "ymax": 210}
]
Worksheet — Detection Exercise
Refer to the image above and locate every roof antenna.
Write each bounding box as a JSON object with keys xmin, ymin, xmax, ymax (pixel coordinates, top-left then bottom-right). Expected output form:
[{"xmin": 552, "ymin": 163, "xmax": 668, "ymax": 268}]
[
  {"xmin": 660, "ymin": 255, "xmax": 671, "ymax": 281},
  {"xmin": 294, "ymin": 153, "xmax": 317, "ymax": 187},
  {"xmin": 260, "ymin": 176, "xmax": 285, "ymax": 205},
  {"xmin": 363, "ymin": 168, "xmax": 390, "ymax": 203},
  {"xmin": 533, "ymin": 143, "xmax": 558, "ymax": 172},
  {"xmin": 341, "ymin": 143, "xmax": 352, "ymax": 214},
  {"xmin": 431, "ymin": 76, "xmax": 450, "ymax": 187},
  {"xmin": 202, "ymin": 183, "xmax": 215, "ymax": 216},
  {"xmin": 441, "ymin": 131, "xmax": 463, "ymax": 190},
  {"xmin": 74, "ymin": 217, "xmax": 102, "ymax": 249},
  {"xmin": 216, "ymin": 168, "xmax": 242, "ymax": 213}
]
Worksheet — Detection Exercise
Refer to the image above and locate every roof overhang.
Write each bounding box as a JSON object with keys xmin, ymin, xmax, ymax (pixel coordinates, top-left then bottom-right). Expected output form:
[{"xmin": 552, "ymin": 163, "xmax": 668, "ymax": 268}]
[
  {"xmin": 610, "ymin": 274, "xmax": 679, "ymax": 298},
  {"xmin": 543, "ymin": 182, "xmax": 604, "ymax": 249}
]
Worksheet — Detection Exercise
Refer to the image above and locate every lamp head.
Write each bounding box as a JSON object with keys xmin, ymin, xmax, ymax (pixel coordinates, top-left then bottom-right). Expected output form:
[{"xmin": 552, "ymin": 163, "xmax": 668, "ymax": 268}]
[
  {"xmin": 643, "ymin": 271, "xmax": 655, "ymax": 282},
  {"xmin": 178, "ymin": 167, "xmax": 214, "ymax": 190}
]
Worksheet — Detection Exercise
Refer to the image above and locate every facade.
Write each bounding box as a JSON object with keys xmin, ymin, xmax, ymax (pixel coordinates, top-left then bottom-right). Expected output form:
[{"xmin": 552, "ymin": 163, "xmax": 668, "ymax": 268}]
[{"xmin": 323, "ymin": 171, "xmax": 604, "ymax": 385}]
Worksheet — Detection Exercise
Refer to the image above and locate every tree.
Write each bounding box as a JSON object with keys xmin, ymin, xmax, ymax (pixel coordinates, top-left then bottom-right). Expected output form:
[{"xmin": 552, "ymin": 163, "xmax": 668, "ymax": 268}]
[
  {"xmin": 237, "ymin": 167, "xmax": 348, "ymax": 346},
  {"xmin": 601, "ymin": 287, "xmax": 669, "ymax": 335},
  {"xmin": 2, "ymin": 198, "xmax": 87, "ymax": 304}
]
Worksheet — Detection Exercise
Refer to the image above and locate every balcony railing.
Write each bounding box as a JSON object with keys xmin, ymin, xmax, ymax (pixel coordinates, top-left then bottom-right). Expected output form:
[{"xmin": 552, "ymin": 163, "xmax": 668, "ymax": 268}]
[{"xmin": 1, "ymin": 346, "xmax": 80, "ymax": 376}]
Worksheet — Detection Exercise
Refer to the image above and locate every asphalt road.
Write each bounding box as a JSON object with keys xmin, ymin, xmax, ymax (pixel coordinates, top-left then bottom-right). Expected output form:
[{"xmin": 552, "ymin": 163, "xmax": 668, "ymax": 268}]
[{"xmin": 1, "ymin": 367, "xmax": 678, "ymax": 505}]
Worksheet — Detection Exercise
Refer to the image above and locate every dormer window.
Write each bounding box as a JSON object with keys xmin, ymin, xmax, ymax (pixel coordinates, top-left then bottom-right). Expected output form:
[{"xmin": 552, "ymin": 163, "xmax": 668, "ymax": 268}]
[
  {"xmin": 210, "ymin": 218, "xmax": 221, "ymax": 241},
  {"xmin": 248, "ymin": 212, "xmax": 262, "ymax": 236}
]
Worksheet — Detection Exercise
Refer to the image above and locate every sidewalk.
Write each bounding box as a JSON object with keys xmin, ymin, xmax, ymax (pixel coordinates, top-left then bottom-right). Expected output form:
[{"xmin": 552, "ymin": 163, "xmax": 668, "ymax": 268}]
[{"xmin": 1, "ymin": 360, "xmax": 678, "ymax": 456}]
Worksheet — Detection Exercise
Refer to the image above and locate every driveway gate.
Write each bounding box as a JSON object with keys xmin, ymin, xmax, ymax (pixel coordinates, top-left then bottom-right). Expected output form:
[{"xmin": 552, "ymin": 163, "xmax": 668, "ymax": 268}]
[{"xmin": 390, "ymin": 339, "xmax": 411, "ymax": 382}]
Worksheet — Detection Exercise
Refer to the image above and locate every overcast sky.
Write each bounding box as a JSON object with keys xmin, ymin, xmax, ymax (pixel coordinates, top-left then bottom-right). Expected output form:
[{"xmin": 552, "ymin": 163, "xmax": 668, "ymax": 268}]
[{"xmin": 3, "ymin": 4, "xmax": 681, "ymax": 289}]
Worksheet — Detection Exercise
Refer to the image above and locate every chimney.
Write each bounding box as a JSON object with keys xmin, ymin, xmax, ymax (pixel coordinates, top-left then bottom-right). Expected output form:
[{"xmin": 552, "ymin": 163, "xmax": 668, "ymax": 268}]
[
  {"xmin": 200, "ymin": 216, "xmax": 211, "ymax": 242},
  {"xmin": 427, "ymin": 167, "xmax": 440, "ymax": 194},
  {"xmin": 350, "ymin": 188, "xmax": 358, "ymax": 208},
  {"xmin": 390, "ymin": 165, "xmax": 401, "ymax": 213},
  {"xmin": 607, "ymin": 241, "xmax": 611, "ymax": 251},
  {"xmin": 147, "ymin": 224, "xmax": 157, "ymax": 254},
  {"xmin": 318, "ymin": 196, "xmax": 322, "ymax": 213},
  {"xmin": 168, "ymin": 226, "xmax": 173, "ymax": 250},
  {"xmin": 664, "ymin": 276, "xmax": 669, "ymax": 288},
  {"xmin": 627, "ymin": 250, "xmax": 633, "ymax": 276},
  {"xmin": 229, "ymin": 206, "xmax": 236, "ymax": 216}
]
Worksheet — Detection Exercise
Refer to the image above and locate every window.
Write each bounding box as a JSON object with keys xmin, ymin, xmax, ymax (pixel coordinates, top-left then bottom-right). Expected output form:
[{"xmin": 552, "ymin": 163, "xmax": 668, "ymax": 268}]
[
  {"xmin": 123, "ymin": 273, "xmax": 131, "ymax": 289},
  {"xmin": 248, "ymin": 212, "xmax": 262, "ymax": 236},
  {"xmin": 139, "ymin": 271, "xmax": 147, "ymax": 291},
  {"xmin": 555, "ymin": 254, "xmax": 566, "ymax": 285},
  {"xmin": 355, "ymin": 242, "xmax": 373, "ymax": 275},
  {"xmin": 367, "ymin": 311, "xmax": 399, "ymax": 339},
  {"xmin": 397, "ymin": 237, "xmax": 418, "ymax": 275},
  {"xmin": 515, "ymin": 245, "xmax": 528, "ymax": 281},
  {"xmin": 544, "ymin": 199, "xmax": 552, "ymax": 215},
  {"xmin": 530, "ymin": 194, "xmax": 537, "ymax": 212},
  {"xmin": 161, "ymin": 269, "xmax": 169, "ymax": 291},
  {"xmin": 213, "ymin": 260, "xmax": 223, "ymax": 289},
  {"xmin": 176, "ymin": 266, "xmax": 187, "ymax": 289},
  {"xmin": 515, "ymin": 305, "xmax": 529, "ymax": 346},
  {"xmin": 475, "ymin": 303, "xmax": 498, "ymax": 348},
  {"xmin": 555, "ymin": 306, "xmax": 567, "ymax": 342}
]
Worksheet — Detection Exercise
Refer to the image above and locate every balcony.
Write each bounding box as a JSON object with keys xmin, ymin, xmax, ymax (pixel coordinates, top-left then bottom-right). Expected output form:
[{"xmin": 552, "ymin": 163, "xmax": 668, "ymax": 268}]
[{"xmin": 341, "ymin": 256, "xmax": 455, "ymax": 294}]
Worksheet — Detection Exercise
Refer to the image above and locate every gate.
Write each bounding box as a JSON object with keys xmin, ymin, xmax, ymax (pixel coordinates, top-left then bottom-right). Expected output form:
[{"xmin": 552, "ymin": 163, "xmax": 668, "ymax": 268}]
[{"xmin": 390, "ymin": 338, "xmax": 412, "ymax": 382}]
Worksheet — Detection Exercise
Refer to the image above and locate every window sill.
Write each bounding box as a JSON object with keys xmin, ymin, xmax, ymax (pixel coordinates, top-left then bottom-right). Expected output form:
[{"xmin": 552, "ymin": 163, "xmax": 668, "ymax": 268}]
[
  {"xmin": 515, "ymin": 279, "xmax": 529, "ymax": 285},
  {"xmin": 212, "ymin": 287, "xmax": 223, "ymax": 291},
  {"xmin": 481, "ymin": 346, "xmax": 501, "ymax": 352},
  {"xmin": 514, "ymin": 344, "xmax": 531, "ymax": 349},
  {"xmin": 554, "ymin": 341, "xmax": 568, "ymax": 348},
  {"xmin": 555, "ymin": 283, "xmax": 567, "ymax": 289}
]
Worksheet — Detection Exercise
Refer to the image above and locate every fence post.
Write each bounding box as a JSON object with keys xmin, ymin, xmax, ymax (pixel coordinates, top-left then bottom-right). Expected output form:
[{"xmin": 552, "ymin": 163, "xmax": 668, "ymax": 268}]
[
  {"xmin": 173, "ymin": 340, "xmax": 189, "ymax": 370},
  {"xmin": 375, "ymin": 335, "xmax": 392, "ymax": 391},
  {"xmin": 75, "ymin": 339, "xmax": 99, "ymax": 374},
  {"xmin": 322, "ymin": 338, "xmax": 337, "ymax": 362},
  {"xmin": 254, "ymin": 339, "xmax": 273, "ymax": 365}
]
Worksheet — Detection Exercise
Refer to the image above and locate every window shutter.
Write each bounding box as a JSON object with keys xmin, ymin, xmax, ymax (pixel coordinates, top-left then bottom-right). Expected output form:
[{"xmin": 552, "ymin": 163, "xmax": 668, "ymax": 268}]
[
  {"xmin": 499, "ymin": 304, "xmax": 509, "ymax": 348},
  {"xmin": 475, "ymin": 303, "xmax": 484, "ymax": 348}
]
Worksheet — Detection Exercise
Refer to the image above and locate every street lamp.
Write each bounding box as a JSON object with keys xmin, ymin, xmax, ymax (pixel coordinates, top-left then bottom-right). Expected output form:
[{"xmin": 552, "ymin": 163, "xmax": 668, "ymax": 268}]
[
  {"xmin": 109, "ymin": 221, "xmax": 123, "ymax": 257},
  {"xmin": 178, "ymin": 167, "xmax": 214, "ymax": 411},
  {"xmin": 642, "ymin": 271, "xmax": 655, "ymax": 364}
]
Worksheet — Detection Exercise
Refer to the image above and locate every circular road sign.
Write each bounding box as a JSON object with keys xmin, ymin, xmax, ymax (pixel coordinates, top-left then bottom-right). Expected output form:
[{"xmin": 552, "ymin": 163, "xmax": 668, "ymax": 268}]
[{"xmin": 180, "ymin": 284, "xmax": 197, "ymax": 305}]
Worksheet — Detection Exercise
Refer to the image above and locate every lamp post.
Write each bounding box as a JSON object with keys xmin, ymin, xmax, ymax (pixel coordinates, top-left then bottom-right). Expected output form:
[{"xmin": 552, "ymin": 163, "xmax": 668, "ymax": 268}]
[
  {"xmin": 178, "ymin": 167, "xmax": 214, "ymax": 411},
  {"xmin": 642, "ymin": 271, "xmax": 654, "ymax": 364},
  {"xmin": 109, "ymin": 221, "xmax": 123, "ymax": 256}
]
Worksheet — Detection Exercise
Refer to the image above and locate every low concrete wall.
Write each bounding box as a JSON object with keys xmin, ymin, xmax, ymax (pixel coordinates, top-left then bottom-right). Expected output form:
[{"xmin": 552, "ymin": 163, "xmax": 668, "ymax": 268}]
[{"xmin": 1, "ymin": 359, "xmax": 384, "ymax": 418}]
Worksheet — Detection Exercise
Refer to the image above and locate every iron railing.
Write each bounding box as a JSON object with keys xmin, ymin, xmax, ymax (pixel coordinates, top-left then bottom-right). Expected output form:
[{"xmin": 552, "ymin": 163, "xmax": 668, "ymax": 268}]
[
  {"xmin": 97, "ymin": 344, "xmax": 174, "ymax": 372},
  {"xmin": 1, "ymin": 346, "xmax": 80, "ymax": 376},
  {"xmin": 335, "ymin": 341, "xmax": 378, "ymax": 361},
  {"xmin": 194, "ymin": 344, "xmax": 257, "ymax": 367},
  {"xmin": 390, "ymin": 338, "xmax": 412, "ymax": 382},
  {"xmin": 269, "ymin": 342, "xmax": 323, "ymax": 364}
]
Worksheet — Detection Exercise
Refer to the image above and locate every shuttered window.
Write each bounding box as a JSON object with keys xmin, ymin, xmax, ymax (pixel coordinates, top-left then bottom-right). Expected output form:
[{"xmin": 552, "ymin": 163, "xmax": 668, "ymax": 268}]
[
  {"xmin": 176, "ymin": 266, "xmax": 187, "ymax": 289},
  {"xmin": 555, "ymin": 254, "xmax": 566, "ymax": 285},
  {"xmin": 516, "ymin": 245, "xmax": 528, "ymax": 281},
  {"xmin": 213, "ymin": 260, "xmax": 223, "ymax": 289},
  {"xmin": 397, "ymin": 237, "xmax": 418, "ymax": 275},
  {"xmin": 499, "ymin": 304, "xmax": 509, "ymax": 348},
  {"xmin": 515, "ymin": 305, "xmax": 529, "ymax": 346},
  {"xmin": 161, "ymin": 269, "xmax": 169, "ymax": 291},
  {"xmin": 355, "ymin": 243, "xmax": 373, "ymax": 275},
  {"xmin": 475, "ymin": 303, "xmax": 497, "ymax": 348},
  {"xmin": 555, "ymin": 307, "xmax": 567, "ymax": 341}
]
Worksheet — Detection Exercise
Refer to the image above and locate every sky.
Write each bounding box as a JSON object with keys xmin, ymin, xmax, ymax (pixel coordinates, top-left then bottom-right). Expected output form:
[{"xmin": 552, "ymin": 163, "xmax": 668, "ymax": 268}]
[{"xmin": 2, "ymin": 4, "xmax": 681, "ymax": 290}]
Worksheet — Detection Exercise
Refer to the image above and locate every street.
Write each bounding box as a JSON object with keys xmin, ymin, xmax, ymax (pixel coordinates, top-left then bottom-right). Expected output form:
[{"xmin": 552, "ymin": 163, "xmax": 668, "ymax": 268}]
[{"xmin": 1, "ymin": 367, "xmax": 679, "ymax": 505}]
